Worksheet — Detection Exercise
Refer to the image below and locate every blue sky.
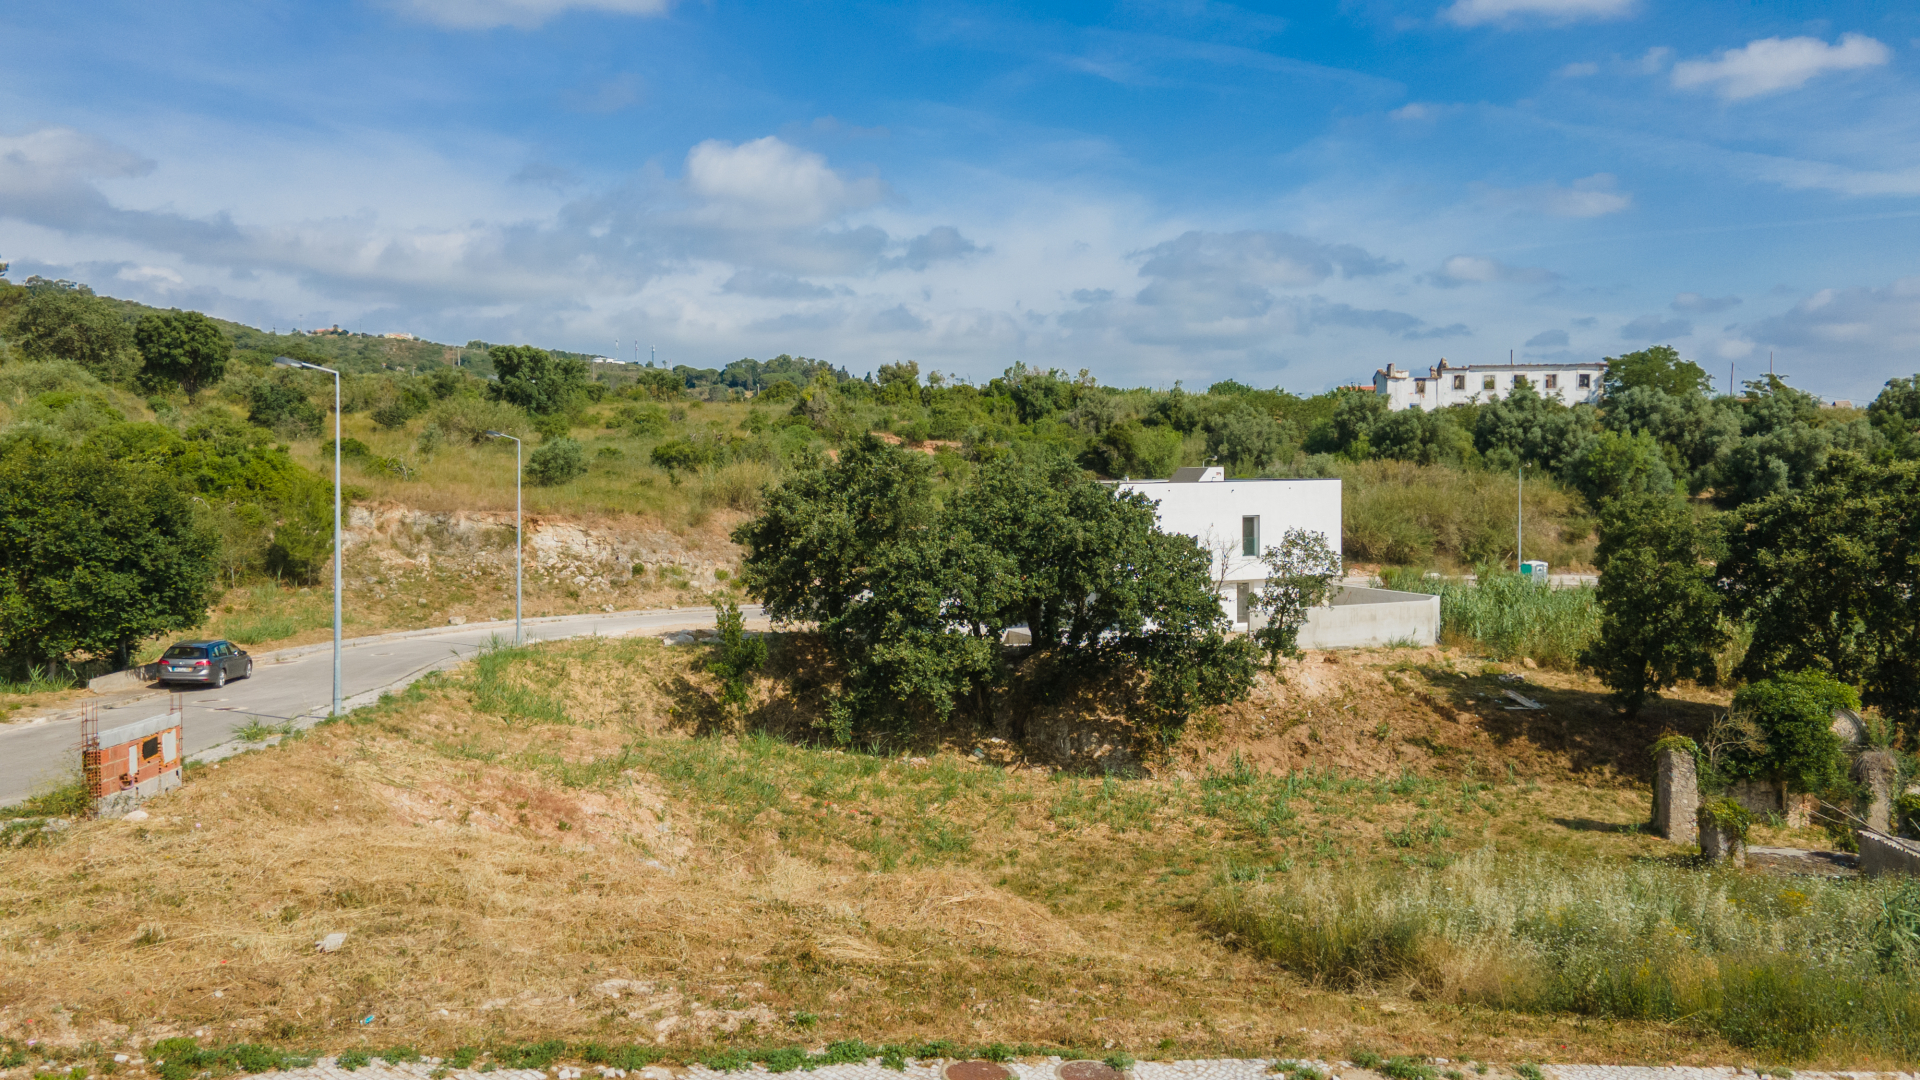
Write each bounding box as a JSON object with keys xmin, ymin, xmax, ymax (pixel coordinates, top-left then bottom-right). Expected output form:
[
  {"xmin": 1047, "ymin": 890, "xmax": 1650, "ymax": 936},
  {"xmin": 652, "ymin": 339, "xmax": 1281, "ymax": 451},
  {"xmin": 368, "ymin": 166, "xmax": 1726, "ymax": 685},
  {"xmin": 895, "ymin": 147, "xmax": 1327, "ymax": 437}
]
[{"xmin": 4, "ymin": 0, "xmax": 1919, "ymax": 399}]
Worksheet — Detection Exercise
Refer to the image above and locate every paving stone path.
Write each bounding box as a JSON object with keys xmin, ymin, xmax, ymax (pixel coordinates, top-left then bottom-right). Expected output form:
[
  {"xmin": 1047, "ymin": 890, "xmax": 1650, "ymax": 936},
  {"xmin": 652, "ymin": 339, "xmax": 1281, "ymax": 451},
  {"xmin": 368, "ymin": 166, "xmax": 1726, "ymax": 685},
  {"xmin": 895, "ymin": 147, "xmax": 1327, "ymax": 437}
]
[{"xmin": 230, "ymin": 1058, "xmax": 1920, "ymax": 1080}]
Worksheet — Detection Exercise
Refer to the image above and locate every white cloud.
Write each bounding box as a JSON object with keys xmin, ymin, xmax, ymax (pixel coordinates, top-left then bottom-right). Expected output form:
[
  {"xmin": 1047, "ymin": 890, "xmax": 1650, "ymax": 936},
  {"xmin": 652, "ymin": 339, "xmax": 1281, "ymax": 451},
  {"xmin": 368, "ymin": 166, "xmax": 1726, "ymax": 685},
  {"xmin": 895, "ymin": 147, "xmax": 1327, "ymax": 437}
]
[
  {"xmin": 1390, "ymin": 103, "xmax": 1436, "ymax": 120},
  {"xmin": 390, "ymin": 0, "xmax": 671, "ymax": 30},
  {"xmin": 1671, "ymin": 34, "xmax": 1891, "ymax": 101},
  {"xmin": 684, "ymin": 136, "xmax": 887, "ymax": 230},
  {"xmin": 1672, "ymin": 292, "xmax": 1741, "ymax": 314},
  {"xmin": 1556, "ymin": 61, "xmax": 1599, "ymax": 77},
  {"xmin": 1478, "ymin": 173, "xmax": 1631, "ymax": 217},
  {"xmin": 1429, "ymin": 255, "xmax": 1559, "ymax": 287},
  {"xmin": 1441, "ymin": 0, "xmax": 1633, "ymax": 29},
  {"xmin": 1620, "ymin": 313, "xmax": 1692, "ymax": 340},
  {"xmin": 1525, "ymin": 329, "xmax": 1569, "ymax": 347}
]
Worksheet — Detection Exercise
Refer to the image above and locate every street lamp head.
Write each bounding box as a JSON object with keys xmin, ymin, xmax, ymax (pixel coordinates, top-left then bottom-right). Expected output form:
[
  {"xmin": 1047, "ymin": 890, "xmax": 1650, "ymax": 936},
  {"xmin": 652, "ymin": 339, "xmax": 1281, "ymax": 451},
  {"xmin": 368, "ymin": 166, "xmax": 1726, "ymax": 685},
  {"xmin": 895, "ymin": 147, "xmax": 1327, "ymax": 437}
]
[
  {"xmin": 272, "ymin": 356, "xmax": 306, "ymax": 369},
  {"xmin": 484, "ymin": 430, "xmax": 508, "ymax": 439}
]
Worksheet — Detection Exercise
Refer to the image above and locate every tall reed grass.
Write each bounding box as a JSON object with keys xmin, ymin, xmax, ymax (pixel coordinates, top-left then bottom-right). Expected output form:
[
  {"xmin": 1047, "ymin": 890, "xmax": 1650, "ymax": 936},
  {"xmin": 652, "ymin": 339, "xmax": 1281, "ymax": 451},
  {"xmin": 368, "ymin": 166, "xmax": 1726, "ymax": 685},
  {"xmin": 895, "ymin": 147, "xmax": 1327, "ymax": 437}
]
[
  {"xmin": 1201, "ymin": 850, "xmax": 1920, "ymax": 1061},
  {"xmin": 1381, "ymin": 568, "xmax": 1598, "ymax": 668}
]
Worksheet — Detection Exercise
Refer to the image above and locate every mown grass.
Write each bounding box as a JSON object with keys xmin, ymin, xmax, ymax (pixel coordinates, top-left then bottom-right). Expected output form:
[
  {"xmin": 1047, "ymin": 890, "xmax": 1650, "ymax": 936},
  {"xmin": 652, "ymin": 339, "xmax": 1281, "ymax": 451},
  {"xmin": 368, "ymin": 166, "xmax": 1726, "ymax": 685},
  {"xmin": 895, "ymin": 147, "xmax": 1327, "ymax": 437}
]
[{"xmin": 1201, "ymin": 851, "xmax": 1920, "ymax": 1061}]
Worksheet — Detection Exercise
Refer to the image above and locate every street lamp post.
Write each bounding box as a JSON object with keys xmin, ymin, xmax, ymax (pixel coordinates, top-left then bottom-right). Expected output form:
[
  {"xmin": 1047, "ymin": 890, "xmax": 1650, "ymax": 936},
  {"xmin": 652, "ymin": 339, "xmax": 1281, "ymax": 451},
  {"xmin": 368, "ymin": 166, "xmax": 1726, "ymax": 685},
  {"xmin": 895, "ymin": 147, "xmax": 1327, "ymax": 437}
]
[
  {"xmin": 273, "ymin": 356, "xmax": 343, "ymax": 717},
  {"xmin": 484, "ymin": 431, "xmax": 523, "ymax": 645}
]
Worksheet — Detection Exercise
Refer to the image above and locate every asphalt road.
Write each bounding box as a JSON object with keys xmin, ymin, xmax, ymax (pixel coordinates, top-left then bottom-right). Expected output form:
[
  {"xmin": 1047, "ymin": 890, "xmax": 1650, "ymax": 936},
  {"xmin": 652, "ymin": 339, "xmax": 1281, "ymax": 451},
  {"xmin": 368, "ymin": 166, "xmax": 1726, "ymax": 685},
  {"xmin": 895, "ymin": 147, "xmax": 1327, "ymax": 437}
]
[{"xmin": 0, "ymin": 605, "xmax": 759, "ymax": 807}]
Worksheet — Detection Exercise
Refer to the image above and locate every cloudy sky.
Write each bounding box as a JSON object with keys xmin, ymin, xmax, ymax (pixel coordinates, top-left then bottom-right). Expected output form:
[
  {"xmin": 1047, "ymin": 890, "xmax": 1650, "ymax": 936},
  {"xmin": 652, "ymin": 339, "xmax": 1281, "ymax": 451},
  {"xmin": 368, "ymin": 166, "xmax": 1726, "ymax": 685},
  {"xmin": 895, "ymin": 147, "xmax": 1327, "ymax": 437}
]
[{"xmin": 4, "ymin": 0, "xmax": 1919, "ymax": 398}]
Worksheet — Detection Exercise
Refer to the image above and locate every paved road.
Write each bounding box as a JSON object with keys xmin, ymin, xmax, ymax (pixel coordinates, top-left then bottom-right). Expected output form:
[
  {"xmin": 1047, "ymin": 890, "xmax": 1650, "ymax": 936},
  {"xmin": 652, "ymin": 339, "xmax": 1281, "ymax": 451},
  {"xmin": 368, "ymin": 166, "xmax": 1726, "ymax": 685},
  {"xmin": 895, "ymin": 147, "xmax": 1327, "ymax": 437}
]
[{"xmin": 0, "ymin": 605, "xmax": 759, "ymax": 807}]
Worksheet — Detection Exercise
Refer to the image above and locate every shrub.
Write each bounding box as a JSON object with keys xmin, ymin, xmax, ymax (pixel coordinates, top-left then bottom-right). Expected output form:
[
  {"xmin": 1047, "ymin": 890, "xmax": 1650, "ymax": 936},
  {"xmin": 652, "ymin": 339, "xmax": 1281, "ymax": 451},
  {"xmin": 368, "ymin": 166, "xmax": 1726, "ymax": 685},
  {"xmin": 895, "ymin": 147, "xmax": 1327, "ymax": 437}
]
[
  {"xmin": 1698, "ymin": 797, "xmax": 1754, "ymax": 839},
  {"xmin": 707, "ymin": 599, "xmax": 766, "ymax": 710},
  {"xmin": 247, "ymin": 379, "xmax": 323, "ymax": 437},
  {"xmin": 526, "ymin": 437, "xmax": 587, "ymax": 486},
  {"xmin": 1724, "ymin": 671, "xmax": 1858, "ymax": 794},
  {"xmin": 423, "ymin": 396, "xmax": 525, "ymax": 443}
]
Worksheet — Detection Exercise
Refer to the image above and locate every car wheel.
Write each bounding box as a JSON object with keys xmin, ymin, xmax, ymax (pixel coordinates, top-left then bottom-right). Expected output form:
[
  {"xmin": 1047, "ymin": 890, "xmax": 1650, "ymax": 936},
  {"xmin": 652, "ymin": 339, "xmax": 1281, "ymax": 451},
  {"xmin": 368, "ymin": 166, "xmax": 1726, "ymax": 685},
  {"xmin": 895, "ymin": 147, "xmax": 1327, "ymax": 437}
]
[
  {"xmin": 244, "ymin": 659, "xmax": 254, "ymax": 679},
  {"xmin": 213, "ymin": 667, "xmax": 227, "ymax": 689}
]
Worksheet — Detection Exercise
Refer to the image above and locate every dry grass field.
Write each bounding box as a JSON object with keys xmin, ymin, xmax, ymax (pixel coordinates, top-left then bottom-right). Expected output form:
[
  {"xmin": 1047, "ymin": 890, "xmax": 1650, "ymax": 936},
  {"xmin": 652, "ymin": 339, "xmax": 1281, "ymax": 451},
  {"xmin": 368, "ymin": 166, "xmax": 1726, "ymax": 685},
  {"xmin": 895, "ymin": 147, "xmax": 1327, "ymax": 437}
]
[{"xmin": 8, "ymin": 633, "xmax": 1877, "ymax": 1074}]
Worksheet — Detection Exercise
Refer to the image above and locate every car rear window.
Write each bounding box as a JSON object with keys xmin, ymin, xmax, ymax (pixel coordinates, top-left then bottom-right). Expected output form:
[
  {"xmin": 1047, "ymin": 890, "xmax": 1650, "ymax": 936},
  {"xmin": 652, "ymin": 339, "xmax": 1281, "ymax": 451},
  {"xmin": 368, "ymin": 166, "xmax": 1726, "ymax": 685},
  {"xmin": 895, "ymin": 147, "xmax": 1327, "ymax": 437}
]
[{"xmin": 163, "ymin": 645, "xmax": 207, "ymax": 659}]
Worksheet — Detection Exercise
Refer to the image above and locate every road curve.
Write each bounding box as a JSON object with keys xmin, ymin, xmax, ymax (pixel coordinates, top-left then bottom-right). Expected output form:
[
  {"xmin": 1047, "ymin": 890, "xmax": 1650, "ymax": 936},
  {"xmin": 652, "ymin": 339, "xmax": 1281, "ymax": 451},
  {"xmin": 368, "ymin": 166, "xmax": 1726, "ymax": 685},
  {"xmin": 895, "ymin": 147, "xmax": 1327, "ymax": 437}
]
[{"xmin": 0, "ymin": 605, "xmax": 760, "ymax": 807}]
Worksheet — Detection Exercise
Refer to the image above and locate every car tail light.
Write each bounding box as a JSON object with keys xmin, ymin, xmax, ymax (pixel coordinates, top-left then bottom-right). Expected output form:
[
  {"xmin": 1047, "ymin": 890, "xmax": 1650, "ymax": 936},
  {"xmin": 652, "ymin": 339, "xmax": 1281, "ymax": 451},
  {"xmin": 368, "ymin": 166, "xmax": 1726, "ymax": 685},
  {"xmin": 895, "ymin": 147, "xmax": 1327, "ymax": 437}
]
[{"xmin": 194, "ymin": 660, "xmax": 209, "ymax": 667}]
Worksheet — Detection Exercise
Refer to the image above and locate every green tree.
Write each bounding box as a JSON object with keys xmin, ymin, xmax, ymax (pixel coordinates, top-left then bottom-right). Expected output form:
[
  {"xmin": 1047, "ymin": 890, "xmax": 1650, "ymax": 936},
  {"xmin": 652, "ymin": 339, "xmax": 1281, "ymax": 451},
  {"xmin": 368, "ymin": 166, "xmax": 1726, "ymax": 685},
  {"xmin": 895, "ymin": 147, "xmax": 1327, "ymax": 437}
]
[
  {"xmin": 1085, "ymin": 420, "xmax": 1181, "ymax": 479},
  {"xmin": 735, "ymin": 440, "xmax": 1254, "ymax": 740},
  {"xmin": 1720, "ymin": 453, "xmax": 1920, "ymax": 720},
  {"xmin": 1721, "ymin": 671, "xmax": 1858, "ymax": 795},
  {"xmin": 12, "ymin": 284, "xmax": 140, "ymax": 383},
  {"xmin": 134, "ymin": 310, "xmax": 231, "ymax": 397},
  {"xmin": 247, "ymin": 377, "xmax": 324, "ymax": 437},
  {"xmin": 1603, "ymin": 345, "xmax": 1711, "ymax": 399},
  {"xmin": 1250, "ymin": 528, "xmax": 1343, "ymax": 665},
  {"xmin": 1202, "ymin": 405, "xmax": 1291, "ymax": 474},
  {"xmin": 0, "ymin": 450, "xmax": 219, "ymax": 672},
  {"xmin": 1868, "ymin": 374, "xmax": 1920, "ymax": 459},
  {"xmin": 487, "ymin": 344, "xmax": 589, "ymax": 416},
  {"xmin": 526, "ymin": 436, "xmax": 587, "ymax": 486},
  {"xmin": 735, "ymin": 435, "xmax": 937, "ymax": 627},
  {"xmin": 1567, "ymin": 429, "xmax": 1677, "ymax": 508},
  {"xmin": 1472, "ymin": 379, "xmax": 1598, "ymax": 474},
  {"xmin": 1579, "ymin": 493, "xmax": 1723, "ymax": 715}
]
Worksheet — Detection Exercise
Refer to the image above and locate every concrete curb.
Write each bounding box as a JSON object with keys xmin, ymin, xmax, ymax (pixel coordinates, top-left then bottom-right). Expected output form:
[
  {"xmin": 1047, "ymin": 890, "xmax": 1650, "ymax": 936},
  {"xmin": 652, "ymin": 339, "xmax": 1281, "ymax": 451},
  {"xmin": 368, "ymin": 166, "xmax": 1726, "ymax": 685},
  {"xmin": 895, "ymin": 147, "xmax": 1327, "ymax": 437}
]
[{"xmin": 86, "ymin": 605, "xmax": 756, "ymax": 693}]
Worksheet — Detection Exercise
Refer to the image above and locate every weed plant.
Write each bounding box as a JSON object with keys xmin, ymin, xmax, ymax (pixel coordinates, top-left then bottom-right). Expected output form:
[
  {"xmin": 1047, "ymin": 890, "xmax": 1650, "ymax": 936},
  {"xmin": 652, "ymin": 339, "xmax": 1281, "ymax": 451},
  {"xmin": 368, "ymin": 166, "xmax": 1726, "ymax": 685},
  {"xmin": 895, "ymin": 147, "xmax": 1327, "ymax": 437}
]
[{"xmin": 1201, "ymin": 850, "xmax": 1920, "ymax": 1060}]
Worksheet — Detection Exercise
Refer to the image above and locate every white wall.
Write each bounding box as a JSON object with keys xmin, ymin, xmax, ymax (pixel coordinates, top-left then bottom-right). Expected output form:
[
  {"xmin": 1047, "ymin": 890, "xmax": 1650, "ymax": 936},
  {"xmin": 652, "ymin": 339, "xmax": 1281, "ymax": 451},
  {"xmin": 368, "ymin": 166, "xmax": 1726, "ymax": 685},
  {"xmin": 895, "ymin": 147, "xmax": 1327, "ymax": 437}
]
[{"xmin": 1117, "ymin": 477, "xmax": 1342, "ymax": 627}]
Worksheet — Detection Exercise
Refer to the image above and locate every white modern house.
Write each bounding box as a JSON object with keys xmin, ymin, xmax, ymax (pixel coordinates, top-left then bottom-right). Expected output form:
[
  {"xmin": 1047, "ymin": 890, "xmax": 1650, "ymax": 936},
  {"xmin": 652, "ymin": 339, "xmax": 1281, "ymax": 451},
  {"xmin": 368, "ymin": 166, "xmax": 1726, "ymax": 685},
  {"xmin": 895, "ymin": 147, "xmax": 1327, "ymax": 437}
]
[
  {"xmin": 1116, "ymin": 466, "xmax": 1437, "ymax": 648},
  {"xmin": 1373, "ymin": 358, "xmax": 1607, "ymax": 412}
]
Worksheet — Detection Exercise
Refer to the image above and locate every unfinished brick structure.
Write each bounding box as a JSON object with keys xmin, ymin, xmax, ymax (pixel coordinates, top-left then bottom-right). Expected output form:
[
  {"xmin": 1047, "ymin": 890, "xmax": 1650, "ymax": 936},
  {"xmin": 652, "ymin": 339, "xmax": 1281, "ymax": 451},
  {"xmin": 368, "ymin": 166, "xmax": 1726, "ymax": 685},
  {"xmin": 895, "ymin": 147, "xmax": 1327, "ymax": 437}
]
[{"xmin": 82, "ymin": 701, "xmax": 184, "ymax": 818}]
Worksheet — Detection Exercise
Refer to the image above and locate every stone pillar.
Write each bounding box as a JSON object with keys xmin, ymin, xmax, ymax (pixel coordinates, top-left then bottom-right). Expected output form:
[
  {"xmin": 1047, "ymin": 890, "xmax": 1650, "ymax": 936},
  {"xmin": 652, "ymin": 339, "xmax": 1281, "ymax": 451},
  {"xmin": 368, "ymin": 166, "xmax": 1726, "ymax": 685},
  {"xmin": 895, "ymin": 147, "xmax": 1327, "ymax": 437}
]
[
  {"xmin": 1699, "ymin": 820, "xmax": 1747, "ymax": 867},
  {"xmin": 1855, "ymin": 750, "xmax": 1898, "ymax": 834},
  {"xmin": 1652, "ymin": 748, "xmax": 1699, "ymax": 844},
  {"xmin": 1698, "ymin": 800, "xmax": 1749, "ymax": 867}
]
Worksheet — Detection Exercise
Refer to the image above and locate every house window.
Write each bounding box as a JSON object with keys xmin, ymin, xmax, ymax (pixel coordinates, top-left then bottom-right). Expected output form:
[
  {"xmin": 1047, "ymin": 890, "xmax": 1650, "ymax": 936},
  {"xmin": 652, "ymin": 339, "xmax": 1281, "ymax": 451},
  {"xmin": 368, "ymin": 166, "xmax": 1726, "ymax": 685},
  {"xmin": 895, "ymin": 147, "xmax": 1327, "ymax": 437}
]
[
  {"xmin": 1578, "ymin": 373, "xmax": 1592, "ymax": 389},
  {"xmin": 1452, "ymin": 375, "xmax": 1466, "ymax": 390},
  {"xmin": 1482, "ymin": 375, "xmax": 1496, "ymax": 390},
  {"xmin": 1241, "ymin": 515, "xmax": 1259, "ymax": 557},
  {"xmin": 1235, "ymin": 583, "xmax": 1251, "ymax": 624},
  {"xmin": 1544, "ymin": 374, "xmax": 1558, "ymax": 390}
]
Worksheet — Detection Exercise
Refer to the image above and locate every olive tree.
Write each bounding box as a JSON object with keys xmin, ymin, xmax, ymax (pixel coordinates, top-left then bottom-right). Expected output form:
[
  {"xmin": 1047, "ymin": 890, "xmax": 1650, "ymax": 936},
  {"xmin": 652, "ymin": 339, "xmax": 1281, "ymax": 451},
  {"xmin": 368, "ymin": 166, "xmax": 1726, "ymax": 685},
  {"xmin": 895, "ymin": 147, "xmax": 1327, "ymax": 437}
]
[{"xmin": 1249, "ymin": 528, "xmax": 1342, "ymax": 665}]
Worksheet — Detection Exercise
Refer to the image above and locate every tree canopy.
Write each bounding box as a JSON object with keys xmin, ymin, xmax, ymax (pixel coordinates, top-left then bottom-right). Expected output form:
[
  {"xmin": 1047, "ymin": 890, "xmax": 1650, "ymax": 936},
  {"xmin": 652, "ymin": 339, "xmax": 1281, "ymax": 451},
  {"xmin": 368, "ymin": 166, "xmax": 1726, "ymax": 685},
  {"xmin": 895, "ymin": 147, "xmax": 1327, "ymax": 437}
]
[
  {"xmin": 0, "ymin": 449, "xmax": 220, "ymax": 672},
  {"xmin": 135, "ymin": 309, "xmax": 232, "ymax": 396},
  {"xmin": 488, "ymin": 344, "xmax": 590, "ymax": 416},
  {"xmin": 734, "ymin": 436, "xmax": 1254, "ymax": 741}
]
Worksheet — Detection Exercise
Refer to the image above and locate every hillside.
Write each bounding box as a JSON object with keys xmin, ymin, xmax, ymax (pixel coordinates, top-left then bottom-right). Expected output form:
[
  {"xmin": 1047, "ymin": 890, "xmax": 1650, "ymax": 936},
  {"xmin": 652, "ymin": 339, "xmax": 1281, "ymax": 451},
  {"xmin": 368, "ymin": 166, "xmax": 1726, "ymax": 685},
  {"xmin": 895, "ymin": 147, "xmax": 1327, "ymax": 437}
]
[{"xmin": 8, "ymin": 632, "xmax": 1850, "ymax": 1072}]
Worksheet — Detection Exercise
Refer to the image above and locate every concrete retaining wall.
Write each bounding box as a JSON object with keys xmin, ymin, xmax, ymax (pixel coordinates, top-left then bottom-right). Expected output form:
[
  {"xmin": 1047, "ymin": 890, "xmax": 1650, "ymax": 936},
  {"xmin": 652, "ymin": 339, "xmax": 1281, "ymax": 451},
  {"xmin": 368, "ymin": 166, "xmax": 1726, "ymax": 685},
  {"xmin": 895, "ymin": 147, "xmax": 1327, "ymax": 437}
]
[
  {"xmin": 1858, "ymin": 830, "xmax": 1920, "ymax": 877},
  {"xmin": 1291, "ymin": 587, "xmax": 1440, "ymax": 650}
]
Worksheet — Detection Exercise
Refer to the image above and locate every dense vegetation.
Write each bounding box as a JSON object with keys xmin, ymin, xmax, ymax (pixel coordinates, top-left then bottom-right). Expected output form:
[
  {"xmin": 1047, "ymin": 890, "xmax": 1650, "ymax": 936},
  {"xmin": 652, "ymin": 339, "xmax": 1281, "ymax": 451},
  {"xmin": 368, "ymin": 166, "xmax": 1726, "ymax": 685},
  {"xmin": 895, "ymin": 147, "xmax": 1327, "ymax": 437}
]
[{"xmin": 2, "ymin": 272, "xmax": 1916, "ymax": 707}]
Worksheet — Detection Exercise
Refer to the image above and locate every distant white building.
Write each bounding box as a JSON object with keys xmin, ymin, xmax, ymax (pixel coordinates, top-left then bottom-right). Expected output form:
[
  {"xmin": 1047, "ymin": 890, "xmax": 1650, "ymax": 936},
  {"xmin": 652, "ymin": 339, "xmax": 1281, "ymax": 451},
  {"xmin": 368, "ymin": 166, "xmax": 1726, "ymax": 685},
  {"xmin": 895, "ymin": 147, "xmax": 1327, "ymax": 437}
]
[
  {"xmin": 1373, "ymin": 358, "xmax": 1606, "ymax": 411},
  {"xmin": 1116, "ymin": 467, "xmax": 1342, "ymax": 630}
]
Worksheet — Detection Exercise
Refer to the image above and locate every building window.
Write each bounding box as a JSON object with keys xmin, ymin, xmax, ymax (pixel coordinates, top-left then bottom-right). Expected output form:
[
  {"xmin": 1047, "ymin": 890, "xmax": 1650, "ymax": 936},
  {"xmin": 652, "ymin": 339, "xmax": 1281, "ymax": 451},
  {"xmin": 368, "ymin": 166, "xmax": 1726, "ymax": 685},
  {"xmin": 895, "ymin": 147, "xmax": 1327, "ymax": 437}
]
[
  {"xmin": 1578, "ymin": 373, "xmax": 1592, "ymax": 389},
  {"xmin": 1235, "ymin": 583, "xmax": 1251, "ymax": 624},
  {"xmin": 1241, "ymin": 515, "xmax": 1259, "ymax": 557},
  {"xmin": 1544, "ymin": 374, "xmax": 1558, "ymax": 389},
  {"xmin": 1482, "ymin": 375, "xmax": 1496, "ymax": 390},
  {"xmin": 1453, "ymin": 375, "xmax": 1466, "ymax": 390}
]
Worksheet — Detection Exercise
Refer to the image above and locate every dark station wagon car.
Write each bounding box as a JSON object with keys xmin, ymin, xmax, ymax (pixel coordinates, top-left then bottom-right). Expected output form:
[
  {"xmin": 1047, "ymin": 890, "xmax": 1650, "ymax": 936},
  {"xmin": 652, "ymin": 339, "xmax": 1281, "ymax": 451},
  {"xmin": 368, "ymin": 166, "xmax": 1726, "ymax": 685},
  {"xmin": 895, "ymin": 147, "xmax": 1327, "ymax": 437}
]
[{"xmin": 158, "ymin": 639, "xmax": 253, "ymax": 687}]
